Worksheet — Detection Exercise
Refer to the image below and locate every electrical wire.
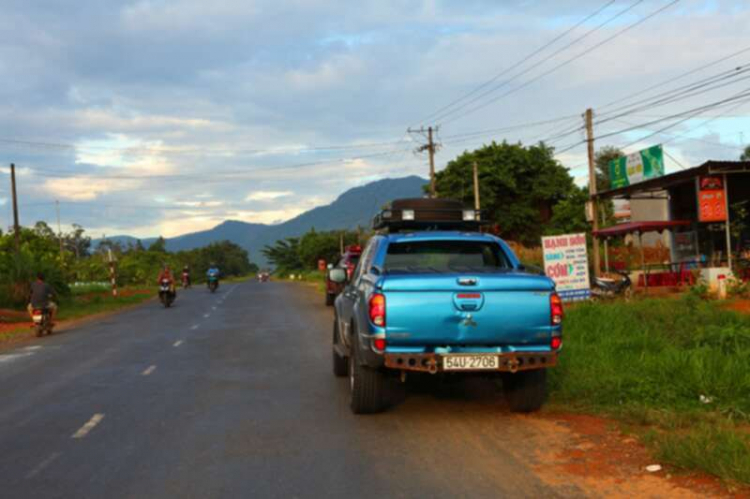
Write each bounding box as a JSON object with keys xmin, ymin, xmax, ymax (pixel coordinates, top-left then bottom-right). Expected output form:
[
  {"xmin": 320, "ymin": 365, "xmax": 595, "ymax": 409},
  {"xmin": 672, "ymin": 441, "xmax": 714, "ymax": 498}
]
[
  {"xmin": 439, "ymin": 0, "xmax": 681, "ymax": 125},
  {"xmin": 415, "ymin": 0, "xmax": 619, "ymax": 126}
]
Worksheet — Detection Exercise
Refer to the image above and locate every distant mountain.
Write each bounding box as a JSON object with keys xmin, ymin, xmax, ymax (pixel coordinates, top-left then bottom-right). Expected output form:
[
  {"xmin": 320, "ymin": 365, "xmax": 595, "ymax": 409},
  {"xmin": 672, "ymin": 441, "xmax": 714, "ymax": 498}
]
[
  {"xmin": 92, "ymin": 235, "xmax": 157, "ymax": 249},
  {"xmin": 99, "ymin": 176, "xmax": 427, "ymax": 264}
]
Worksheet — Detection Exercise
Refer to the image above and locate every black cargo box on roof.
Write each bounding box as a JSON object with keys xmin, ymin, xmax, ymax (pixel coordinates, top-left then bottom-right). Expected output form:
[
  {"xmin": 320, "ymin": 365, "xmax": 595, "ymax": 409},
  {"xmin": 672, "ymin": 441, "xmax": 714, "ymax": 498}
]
[{"xmin": 373, "ymin": 198, "xmax": 486, "ymax": 233}]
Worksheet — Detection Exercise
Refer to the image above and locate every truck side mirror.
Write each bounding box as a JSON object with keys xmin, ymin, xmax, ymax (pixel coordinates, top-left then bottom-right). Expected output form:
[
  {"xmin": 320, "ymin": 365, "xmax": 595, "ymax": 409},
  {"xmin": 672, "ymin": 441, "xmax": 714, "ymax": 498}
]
[{"xmin": 328, "ymin": 268, "xmax": 347, "ymax": 283}]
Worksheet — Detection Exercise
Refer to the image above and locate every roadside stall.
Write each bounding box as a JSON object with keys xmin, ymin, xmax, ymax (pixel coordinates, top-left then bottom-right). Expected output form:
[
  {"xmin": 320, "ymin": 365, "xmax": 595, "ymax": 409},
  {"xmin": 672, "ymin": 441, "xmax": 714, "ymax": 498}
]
[
  {"xmin": 595, "ymin": 157, "xmax": 750, "ymax": 290},
  {"xmin": 593, "ymin": 220, "xmax": 692, "ymax": 290}
]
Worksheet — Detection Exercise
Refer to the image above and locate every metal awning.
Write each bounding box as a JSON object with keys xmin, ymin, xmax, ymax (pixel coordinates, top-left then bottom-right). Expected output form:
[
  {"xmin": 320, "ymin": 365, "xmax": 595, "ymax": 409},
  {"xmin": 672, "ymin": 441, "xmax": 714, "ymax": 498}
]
[
  {"xmin": 595, "ymin": 160, "xmax": 750, "ymax": 200},
  {"xmin": 593, "ymin": 220, "xmax": 691, "ymax": 238}
]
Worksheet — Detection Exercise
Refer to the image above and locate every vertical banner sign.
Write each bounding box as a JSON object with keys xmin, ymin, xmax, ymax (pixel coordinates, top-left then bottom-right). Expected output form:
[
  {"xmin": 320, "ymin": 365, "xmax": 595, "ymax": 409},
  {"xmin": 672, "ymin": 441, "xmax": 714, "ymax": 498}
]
[
  {"xmin": 542, "ymin": 233, "xmax": 591, "ymax": 301},
  {"xmin": 698, "ymin": 176, "xmax": 727, "ymax": 222},
  {"xmin": 609, "ymin": 145, "xmax": 665, "ymax": 189}
]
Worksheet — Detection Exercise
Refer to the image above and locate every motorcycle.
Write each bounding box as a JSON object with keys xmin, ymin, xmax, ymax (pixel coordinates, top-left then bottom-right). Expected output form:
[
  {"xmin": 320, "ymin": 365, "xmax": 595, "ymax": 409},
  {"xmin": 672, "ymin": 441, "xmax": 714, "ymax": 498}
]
[
  {"xmin": 182, "ymin": 272, "xmax": 191, "ymax": 289},
  {"xmin": 591, "ymin": 270, "xmax": 632, "ymax": 300},
  {"xmin": 159, "ymin": 279, "xmax": 176, "ymax": 308},
  {"xmin": 207, "ymin": 276, "xmax": 219, "ymax": 293},
  {"xmin": 31, "ymin": 308, "xmax": 53, "ymax": 337}
]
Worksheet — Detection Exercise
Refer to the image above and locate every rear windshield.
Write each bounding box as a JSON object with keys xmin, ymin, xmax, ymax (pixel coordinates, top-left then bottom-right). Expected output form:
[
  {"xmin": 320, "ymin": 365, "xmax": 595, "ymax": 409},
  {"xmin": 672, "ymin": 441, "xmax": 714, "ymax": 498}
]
[{"xmin": 384, "ymin": 240, "xmax": 512, "ymax": 274}]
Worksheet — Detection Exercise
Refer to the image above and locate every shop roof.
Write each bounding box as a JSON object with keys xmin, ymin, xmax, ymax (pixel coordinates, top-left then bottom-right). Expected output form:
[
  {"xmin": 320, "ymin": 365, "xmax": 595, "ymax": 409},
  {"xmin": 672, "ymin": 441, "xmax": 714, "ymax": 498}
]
[
  {"xmin": 592, "ymin": 220, "xmax": 691, "ymax": 238},
  {"xmin": 595, "ymin": 160, "xmax": 750, "ymax": 200}
]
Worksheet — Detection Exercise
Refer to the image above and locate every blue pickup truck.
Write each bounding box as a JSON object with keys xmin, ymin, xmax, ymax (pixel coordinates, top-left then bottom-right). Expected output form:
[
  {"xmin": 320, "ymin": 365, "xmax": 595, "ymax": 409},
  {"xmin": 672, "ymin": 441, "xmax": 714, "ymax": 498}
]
[{"xmin": 330, "ymin": 198, "xmax": 563, "ymax": 414}]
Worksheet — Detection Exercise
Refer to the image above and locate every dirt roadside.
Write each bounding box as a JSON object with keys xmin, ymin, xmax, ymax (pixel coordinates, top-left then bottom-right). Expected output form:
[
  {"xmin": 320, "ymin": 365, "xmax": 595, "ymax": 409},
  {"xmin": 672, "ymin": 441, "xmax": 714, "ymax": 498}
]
[{"xmin": 523, "ymin": 412, "xmax": 749, "ymax": 498}]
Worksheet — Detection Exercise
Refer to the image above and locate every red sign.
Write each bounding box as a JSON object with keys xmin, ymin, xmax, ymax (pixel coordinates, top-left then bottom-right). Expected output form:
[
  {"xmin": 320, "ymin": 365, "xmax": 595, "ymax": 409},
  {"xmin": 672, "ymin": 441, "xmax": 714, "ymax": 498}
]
[{"xmin": 698, "ymin": 176, "xmax": 726, "ymax": 222}]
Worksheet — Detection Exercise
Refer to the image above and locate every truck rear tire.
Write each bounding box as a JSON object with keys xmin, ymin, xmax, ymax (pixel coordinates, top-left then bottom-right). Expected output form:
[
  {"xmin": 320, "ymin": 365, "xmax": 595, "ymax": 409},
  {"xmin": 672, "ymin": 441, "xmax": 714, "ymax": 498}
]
[
  {"xmin": 349, "ymin": 335, "xmax": 389, "ymax": 414},
  {"xmin": 503, "ymin": 369, "xmax": 547, "ymax": 413},
  {"xmin": 332, "ymin": 320, "xmax": 348, "ymax": 377}
]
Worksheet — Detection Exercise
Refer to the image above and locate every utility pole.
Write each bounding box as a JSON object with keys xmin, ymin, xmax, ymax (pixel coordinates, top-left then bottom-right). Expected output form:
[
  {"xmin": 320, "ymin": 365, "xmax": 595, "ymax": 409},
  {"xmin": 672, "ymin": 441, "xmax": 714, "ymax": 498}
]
[
  {"xmin": 407, "ymin": 126, "xmax": 439, "ymax": 197},
  {"xmin": 55, "ymin": 200, "xmax": 64, "ymax": 260},
  {"xmin": 107, "ymin": 248, "xmax": 118, "ymax": 298},
  {"xmin": 473, "ymin": 161, "xmax": 481, "ymax": 218},
  {"xmin": 585, "ymin": 109, "xmax": 601, "ymax": 277},
  {"xmin": 10, "ymin": 163, "xmax": 20, "ymax": 253}
]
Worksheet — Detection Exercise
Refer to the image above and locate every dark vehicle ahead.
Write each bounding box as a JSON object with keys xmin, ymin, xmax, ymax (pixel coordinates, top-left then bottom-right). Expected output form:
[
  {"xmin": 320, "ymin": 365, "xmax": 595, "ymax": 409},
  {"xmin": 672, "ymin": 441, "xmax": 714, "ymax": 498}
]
[
  {"xmin": 324, "ymin": 245, "xmax": 362, "ymax": 306},
  {"xmin": 331, "ymin": 198, "xmax": 563, "ymax": 414}
]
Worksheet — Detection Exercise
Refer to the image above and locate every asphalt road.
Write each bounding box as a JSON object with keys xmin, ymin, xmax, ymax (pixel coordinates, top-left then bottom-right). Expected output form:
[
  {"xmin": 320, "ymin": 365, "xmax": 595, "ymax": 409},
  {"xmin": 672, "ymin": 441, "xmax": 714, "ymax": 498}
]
[{"xmin": 0, "ymin": 281, "xmax": 585, "ymax": 499}]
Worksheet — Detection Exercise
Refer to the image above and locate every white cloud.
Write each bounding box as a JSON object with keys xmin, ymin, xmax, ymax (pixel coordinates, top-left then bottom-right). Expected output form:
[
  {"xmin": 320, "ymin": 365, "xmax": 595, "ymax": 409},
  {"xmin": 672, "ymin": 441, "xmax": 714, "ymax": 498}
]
[
  {"xmin": 244, "ymin": 190, "xmax": 293, "ymax": 201},
  {"xmin": 42, "ymin": 176, "xmax": 140, "ymax": 201}
]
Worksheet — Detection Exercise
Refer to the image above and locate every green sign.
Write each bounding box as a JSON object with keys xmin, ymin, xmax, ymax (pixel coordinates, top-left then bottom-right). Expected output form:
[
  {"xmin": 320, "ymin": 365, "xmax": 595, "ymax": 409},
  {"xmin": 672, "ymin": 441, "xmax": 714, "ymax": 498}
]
[{"xmin": 609, "ymin": 145, "xmax": 664, "ymax": 189}]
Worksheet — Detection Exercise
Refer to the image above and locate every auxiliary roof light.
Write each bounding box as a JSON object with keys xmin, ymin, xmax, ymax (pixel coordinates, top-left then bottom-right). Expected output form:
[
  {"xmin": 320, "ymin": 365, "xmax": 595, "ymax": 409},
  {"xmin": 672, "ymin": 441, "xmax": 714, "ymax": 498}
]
[{"xmin": 402, "ymin": 209, "xmax": 415, "ymax": 221}]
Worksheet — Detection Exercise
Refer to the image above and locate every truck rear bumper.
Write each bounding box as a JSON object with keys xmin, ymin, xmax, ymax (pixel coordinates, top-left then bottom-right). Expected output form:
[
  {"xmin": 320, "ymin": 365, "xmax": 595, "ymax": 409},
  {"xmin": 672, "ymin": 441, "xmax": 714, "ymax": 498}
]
[{"xmin": 383, "ymin": 351, "xmax": 557, "ymax": 374}]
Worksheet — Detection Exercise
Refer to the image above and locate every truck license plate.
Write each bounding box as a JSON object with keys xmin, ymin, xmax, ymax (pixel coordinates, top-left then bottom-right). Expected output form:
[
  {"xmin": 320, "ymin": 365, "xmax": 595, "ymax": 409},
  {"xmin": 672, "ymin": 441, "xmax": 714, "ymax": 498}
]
[{"xmin": 443, "ymin": 355, "xmax": 499, "ymax": 371}]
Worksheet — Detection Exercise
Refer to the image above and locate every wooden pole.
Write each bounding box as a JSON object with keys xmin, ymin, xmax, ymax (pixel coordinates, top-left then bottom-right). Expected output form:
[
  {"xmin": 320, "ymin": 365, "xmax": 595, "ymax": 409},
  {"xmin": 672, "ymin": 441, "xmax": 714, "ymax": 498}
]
[
  {"xmin": 10, "ymin": 163, "xmax": 20, "ymax": 253},
  {"xmin": 585, "ymin": 109, "xmax": 601, "ymax": 277},
  {"xmin": 428, "ymin": 126, "xmax": 436, "ymax": 198},
  {"xmin": 723, "ymin": 174, "xmax": 733, "ymax": 271},
  {"xmin": 473, "ymin": 160, "xmax": 480, "ymax": 218}
]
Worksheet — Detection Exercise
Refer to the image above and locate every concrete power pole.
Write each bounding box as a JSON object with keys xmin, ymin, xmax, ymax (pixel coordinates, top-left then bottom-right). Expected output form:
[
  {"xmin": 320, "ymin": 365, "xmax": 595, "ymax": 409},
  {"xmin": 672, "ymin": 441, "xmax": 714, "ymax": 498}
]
[
  {"xmin": 585, "ymin": 109, "xmax": 601, "ymax": 278},
  {"xmin": 10, "ymin": 163, "xmax": 20, "ymax": 254},
  {"xmin": 427, "ymin": 126, "xmax": 437, "ymax": 198},
  {"xmin": 473, "ymin": 161, "xmax": 481, "ymax": 218},
  {"xmin": 408, "ymin": 126, "xmax": 439, "ymax": 198}
]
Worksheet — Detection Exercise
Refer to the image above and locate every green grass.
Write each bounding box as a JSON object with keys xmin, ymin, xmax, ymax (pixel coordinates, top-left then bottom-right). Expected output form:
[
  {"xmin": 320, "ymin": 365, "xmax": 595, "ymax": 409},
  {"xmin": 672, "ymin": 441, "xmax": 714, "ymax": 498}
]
[
  {"xmin": 56, "ymin": 289, "xmax": 154, "ymax": 321},
  {"xmin": 550, "ymin": 295, "xmax": 750, "ymax": 484}
]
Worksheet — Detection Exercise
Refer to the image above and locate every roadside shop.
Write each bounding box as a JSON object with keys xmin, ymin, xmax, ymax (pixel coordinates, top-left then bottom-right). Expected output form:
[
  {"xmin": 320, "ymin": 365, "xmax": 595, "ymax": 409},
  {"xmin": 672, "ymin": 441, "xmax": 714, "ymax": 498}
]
[{"xmin": 594, "ymin": 159, "xmax": 750, "ymax": 290}]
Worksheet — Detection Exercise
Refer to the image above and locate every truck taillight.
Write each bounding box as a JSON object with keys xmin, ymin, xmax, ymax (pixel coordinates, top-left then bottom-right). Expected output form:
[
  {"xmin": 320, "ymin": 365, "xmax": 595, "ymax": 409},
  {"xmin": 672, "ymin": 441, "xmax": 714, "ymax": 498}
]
[
  {"xmin": 372, "ymin": 338, "xmax": 386, "ymax": 351},
  {"xmin": 369, "ymin": 293, "xmax": 386, "ymax": 327},
  {"xmin": 551, "ymin": 336, "xmax": 562, "ymax": 350},
  {"xmin": 550, "ymin": 293, "xmax": 563, "ymax": 325}
]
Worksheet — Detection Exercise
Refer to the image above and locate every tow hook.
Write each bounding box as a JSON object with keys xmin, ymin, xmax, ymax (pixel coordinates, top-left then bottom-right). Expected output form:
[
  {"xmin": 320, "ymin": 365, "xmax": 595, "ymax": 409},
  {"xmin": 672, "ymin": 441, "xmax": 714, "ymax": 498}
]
[
  {"xmin": 427, "ymin": 357, "xmax": 438, "ymax": 375},
  {"xmin": 507, "ymin": 357, "xmax": 520, "ymax": 374}
]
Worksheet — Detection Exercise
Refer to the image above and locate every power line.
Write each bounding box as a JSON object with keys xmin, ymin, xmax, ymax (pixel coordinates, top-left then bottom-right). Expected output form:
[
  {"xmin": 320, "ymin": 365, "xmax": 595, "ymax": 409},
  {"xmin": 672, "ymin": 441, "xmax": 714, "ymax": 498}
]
[
  {"xmin": 415, "ymin": 0, "xmax": 619, "ymax": 125},
  {"xmin": 440, "ymin": 0, "xmax": 681, "ymax": 126},
  {"xmin": 0, "ymin": 136, "xmax": 408, "ymax": 157},
  {"xmin": 598, "ymin": 44, "xmax": 750, "ymax": 111}
]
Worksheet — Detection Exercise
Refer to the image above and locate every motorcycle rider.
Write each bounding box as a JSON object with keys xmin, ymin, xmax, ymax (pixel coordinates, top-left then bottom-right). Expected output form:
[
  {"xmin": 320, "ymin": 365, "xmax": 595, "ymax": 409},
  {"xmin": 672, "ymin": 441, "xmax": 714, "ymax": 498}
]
[
  {"xmin": 206, "ymin": 263, "xmax": 220, "ymax": 289},
  {"xmin": 181, "ymin": 265, "xmax": 191, "ymax": 288},
  {"xmin": 157, "ymin": 264, "xmax": 176, "ymax": 294},
  {"xmin": 28, "ymin": 272, "xmax": 58, "ymax": 323}
]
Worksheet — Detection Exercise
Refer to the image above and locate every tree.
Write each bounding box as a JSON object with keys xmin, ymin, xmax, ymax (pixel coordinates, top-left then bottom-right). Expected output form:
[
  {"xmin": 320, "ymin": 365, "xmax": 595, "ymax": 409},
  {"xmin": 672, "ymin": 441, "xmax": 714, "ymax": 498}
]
[
  {"xmin": 741, "ymin": 145, "xmax": 750, "ymax": 161},
  {"xmin": 595, "ymin": 146, "xmax": 624, "ymax": 192},
  {"xmin": 433, "ymin": 141, "xmax": 576, "ymax": 246},
  {"xmin": 546, "ymin": 186, "xmax": 589, "ymax": 236},
  {"xmin": 63, "ymin": 224, "xmax": 91, "ymax": 258},
  {"xmin": 149, "ymin": 236, "xmax": 167, "ymax": 253}
]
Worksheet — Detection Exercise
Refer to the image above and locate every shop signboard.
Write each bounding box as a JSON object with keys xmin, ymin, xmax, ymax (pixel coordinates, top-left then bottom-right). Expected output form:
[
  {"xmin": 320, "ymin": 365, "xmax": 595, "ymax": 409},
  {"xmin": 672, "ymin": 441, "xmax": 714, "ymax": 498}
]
[
  {"xmin": 609, "ymin": 145, "xmax": 665, "ymax": 189},
  {"xmin": 698, "ymin": 176, "xmax": 726, "ymax": 222},
  {"xmin": 542, "ymin": 233, "xmax": 590, "ymax": 301}
]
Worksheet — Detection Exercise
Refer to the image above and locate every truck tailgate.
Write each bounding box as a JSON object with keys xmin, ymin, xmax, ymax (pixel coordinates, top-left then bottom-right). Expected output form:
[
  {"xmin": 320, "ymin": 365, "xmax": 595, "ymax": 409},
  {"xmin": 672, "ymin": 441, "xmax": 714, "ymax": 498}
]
[{"xmin": 382, "ymin": 274, "xmax": 554, "ymax": 347}]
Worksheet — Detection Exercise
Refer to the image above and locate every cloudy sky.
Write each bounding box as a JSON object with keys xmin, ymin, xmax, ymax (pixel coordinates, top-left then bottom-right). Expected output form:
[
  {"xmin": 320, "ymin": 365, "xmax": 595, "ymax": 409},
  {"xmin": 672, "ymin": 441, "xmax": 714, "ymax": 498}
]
[{"xmin": 1, "ymin": 0, "xmax": 749, "ymax": 238}]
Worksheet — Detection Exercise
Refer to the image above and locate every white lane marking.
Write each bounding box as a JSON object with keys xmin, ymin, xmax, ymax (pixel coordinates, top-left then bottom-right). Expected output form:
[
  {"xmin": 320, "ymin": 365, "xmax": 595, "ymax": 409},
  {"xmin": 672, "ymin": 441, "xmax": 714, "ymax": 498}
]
[
  {"xmin": 25, "ymin": 452, "xmax": 61, "ymax": 479},
  {"xmin": 142, "ymin": 365, "xmax": 157, "ymax": 376},
  {"xmin": 72, "ymin": 413, "xmax": 105, "ymax": 439},
  {"xmin": 191, "ymin": 324, "xmax": 199, "ymax": 330},
  {"xmin": 0, "ymin": 352, "xmax": 34, "ymax": 364},
  {"xmin": 212, "ymin": 306, "xmax": 217, "ymax": 311},
  {"xmin": 173, "ymin": 340, "xmax": 183, "ymax": 347},
  {"xmin": 22, "ymin": 346, "xmax": 43, "ymax": 351},
  {"xmin": 203, "ymin": 314, "xmax": 210, "ymax": 318}
]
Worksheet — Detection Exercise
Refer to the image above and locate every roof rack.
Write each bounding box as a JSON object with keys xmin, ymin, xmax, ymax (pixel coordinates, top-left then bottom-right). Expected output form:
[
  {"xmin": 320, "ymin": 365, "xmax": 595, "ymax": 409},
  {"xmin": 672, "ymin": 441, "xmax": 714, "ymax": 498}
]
[{"xmin": 372, "ymin": 198, "xmax": 487, "ymax": 233}]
